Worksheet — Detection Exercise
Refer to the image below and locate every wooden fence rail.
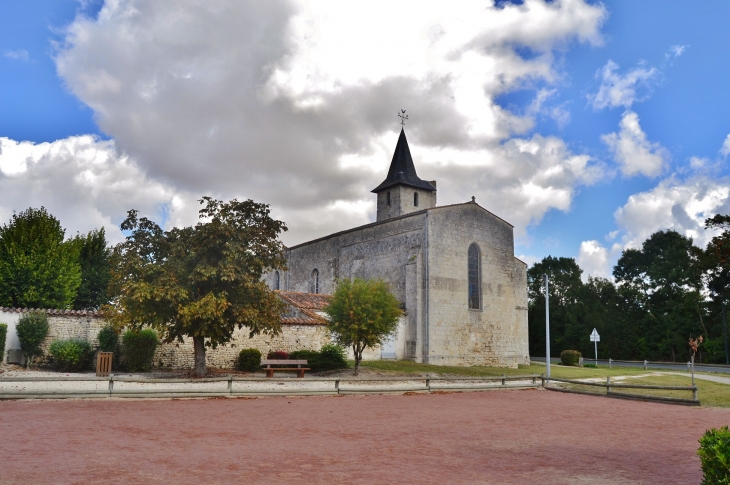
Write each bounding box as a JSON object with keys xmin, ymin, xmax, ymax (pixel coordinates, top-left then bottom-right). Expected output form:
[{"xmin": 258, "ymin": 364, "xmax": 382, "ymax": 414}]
[
  {"xmin": 541, "ymin": 376, "xmax": 699, "ymax": 406},
  {"xmin": 0, "ymin": 374, "xmax": 541, "ymax": 399}
]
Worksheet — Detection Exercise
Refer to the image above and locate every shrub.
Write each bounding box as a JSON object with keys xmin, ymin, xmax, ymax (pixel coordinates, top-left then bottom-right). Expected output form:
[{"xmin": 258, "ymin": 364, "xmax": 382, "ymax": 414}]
[
  {"xmin": 289, "ymin": 345, "xmax": 348, "ymax": 373},
  {"xmin": 97, "ymin": 325, "xmax": 118, "ymax": 353},
  {"xmin": 0, "ymin": 323, "xmax": 6, "ymax": 362},
  {"xmin": 122, "ymin": 329, "xmax": 159, "ymax": 372},
  {"xmin": 560, "ymin": 350, "xmax": 581, "ymax": 367},
  {"xmin": 583, "ymin": 363, "xmax": 597, "ymax": 368},
  {"xmin": 49, "ymin": 339, "xmax": 93, "ymax": 372},
  {"xmin": 16, "ymin": 311, "xmax": 49, "ymax": 367},
  {"xmin": 267, "ymin": 350, "xmax": 289, "ymax": 360},
  {"xmin": 698, "ymin": 426, "xmax": 730, "ymax": 484},
  {"xmin": 238, "ymin": 348, "xmax": 262, "ymax": 372},
  {"xmin": 315, "ymin": 344, "xmax": 348, "ymax": 372}
]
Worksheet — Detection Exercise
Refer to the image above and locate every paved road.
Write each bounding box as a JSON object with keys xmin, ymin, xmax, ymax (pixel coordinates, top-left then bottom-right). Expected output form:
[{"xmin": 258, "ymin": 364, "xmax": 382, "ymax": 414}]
[{"xmin": 530, "ymin": 356, "xmax": 730, "ymax": 374}]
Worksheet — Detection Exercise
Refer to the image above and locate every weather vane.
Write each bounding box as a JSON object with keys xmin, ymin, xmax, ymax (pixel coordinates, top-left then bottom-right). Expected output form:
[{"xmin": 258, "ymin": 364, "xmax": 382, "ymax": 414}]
[{"xmin": 397, "ymin": 109, "xmax": 409, "ymax": 126}]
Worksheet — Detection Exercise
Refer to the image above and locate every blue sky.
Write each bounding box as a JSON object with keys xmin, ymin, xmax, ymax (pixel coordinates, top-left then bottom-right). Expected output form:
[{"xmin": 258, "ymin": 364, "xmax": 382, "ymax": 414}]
[{"xmin": 1, "ymin": 1, "xmax": 729, "ymax": 278}]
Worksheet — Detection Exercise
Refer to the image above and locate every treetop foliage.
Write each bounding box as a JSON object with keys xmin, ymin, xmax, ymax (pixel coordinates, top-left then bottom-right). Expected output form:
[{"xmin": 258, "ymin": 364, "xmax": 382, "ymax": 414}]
[
  {"xmin": 0, "ymin": 207, "xmax": 81, "ymax": 309},
  {"xmin": 106, "ymin": 197, "xmax": 288, "ymax": 375}
]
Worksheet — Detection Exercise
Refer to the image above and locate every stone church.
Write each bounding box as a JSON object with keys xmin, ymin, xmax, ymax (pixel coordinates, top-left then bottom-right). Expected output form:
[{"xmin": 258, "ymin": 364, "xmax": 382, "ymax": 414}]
[{"xmin": 265, "ymin": 128, "xmax": 529, "ymax": 368}]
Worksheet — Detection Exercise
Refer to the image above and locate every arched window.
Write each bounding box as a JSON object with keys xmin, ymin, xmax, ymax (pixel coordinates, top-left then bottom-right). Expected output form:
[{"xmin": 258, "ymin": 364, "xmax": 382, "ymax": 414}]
[
  {"xmin": 386, "ymin": 191, "xmax": 391, "ymax": 206},
  {"xmin": 468, "ymin": 243, "xmax": 481, "ymax": 309},
  {"xmin": 274, "ymin": 271, "xmax": 280, "ymax": 290},
  {"xmin": 414, "ymin": 192, "xmax": 419, "ymax": 207},
  {"xmin": 311, "ymin": 269, "xmax": 319, "ymax": 294}
]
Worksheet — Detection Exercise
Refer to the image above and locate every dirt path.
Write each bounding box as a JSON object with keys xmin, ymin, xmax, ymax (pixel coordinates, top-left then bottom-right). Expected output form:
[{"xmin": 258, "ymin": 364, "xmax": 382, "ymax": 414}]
[{"xmin": 0, "ymin": 389, "xmax": 726, "ymax": 484}]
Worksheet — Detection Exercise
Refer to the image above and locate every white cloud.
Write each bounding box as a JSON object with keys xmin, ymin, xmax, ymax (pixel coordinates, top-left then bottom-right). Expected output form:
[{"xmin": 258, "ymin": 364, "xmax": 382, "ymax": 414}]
[
  {"xmin": 720, "ymin": 135, "xmax": 730, "ymax": 157},
  {"xmin": 3, "ymin": 49, "xmax": 29, "ymax": 61},
  {"xmin": 46, "ymin": 0, "xmax": 607, "ymax": 245},
  {"xmin": 614, "ymin": 175, "xmax": 730, "ymax": 250},
  {"xmin": 577, "ymin": 240, "xmax": 610, "ymax": 280},
  {"xmin": 0, "ymin": 136, "xmax": 196, "ymax": 244},
  {"xmin": 666, "ymin": 45, "xmax": 687, "ymax": 59},
  {"xmin": 590, "ymin": 60, "xmax": 659, "ymax": 110},
  {"xmin": 601, "ymin": 110, "xmax": 668, "ymax": 177}
]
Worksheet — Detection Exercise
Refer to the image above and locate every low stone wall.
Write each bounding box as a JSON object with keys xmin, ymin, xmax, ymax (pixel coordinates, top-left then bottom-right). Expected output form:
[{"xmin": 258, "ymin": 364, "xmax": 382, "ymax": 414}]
[
  {"xmin": 154, "ymin": 324, "xmax": 330, "ymax": 369},
  {"xmin": 3, "ymin": 310, "xmax": 378, "ymax": 370}
]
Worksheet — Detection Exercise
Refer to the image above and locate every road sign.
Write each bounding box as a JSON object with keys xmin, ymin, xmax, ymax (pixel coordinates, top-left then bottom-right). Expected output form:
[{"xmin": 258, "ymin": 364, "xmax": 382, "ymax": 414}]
[{"xmin": 590, "ymin": 328, "xmax": 600, "ymax": 342}]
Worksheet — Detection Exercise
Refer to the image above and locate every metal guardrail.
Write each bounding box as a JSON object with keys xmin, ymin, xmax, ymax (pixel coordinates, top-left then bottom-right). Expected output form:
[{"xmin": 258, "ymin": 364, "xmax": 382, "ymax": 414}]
[
  {"xmin": 541, "ymin": 376, "xmax": 700, "ymax": 406},
  {"xmin": 0, "ymin": 374, "xmax": 541, "ymax": 399}
]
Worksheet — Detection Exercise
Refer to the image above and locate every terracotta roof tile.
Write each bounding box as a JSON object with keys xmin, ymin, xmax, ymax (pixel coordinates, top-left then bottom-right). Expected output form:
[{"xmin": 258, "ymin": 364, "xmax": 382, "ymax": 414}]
[
  {"xmin": 275, "ymin": 291, "xmax": 331, "ymax": 311},
  {"xmin": 0, "ymin": 307, "xmax": 103, "ymax": 317}
]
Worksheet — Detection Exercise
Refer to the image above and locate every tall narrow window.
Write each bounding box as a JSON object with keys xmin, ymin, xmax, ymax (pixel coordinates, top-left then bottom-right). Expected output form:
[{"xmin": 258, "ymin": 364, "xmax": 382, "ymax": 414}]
[
  {"xmin": 386, "ymin": 191, "xmax": 391, "ymax": 206},
  {"xmin": 274, "ymin": 271, "xmax": 280, "ymax": 290},
  {"xmin": 414, "ymin": 192, "xmax": 419, "ymax": 207},
  {"xmin": 468, "ymin": 243, "xmax": 481, "ymax": 309},
  {"xmin": 311, "ymin": 269, "xmax": 319, "ymax": 294}
]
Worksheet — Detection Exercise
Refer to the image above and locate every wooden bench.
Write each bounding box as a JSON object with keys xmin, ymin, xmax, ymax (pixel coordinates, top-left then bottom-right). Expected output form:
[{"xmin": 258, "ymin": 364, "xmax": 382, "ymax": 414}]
[{"xmin": 261, "ymin": 359, "xmax": 310, "ymax": 378}]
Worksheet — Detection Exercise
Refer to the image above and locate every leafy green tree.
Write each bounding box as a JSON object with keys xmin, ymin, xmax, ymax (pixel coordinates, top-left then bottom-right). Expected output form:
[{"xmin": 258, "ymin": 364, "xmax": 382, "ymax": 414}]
[
  {"xmin": 325, "ymin": 278, "xmax": 401, "ymax": 376},
  {"xmin": 527, "ymin": 256, "xmax": 585, "ymax": 357},
  {"xmin": 16, "ymin": 311, "xmax": 49, "ymax": 368},
  {"xmin": 71, "ymin": 228, "xmax": 111, "ymax": 310},
  {"xmin": 614, "ymin": 230, "xmax": 705, "ymax": 361},
  {"xmin": 106, "ymin": 197, "xmax": 287, "ymax": 376},
  {"xmin": 702, "ymin": 214, "xmax": 730, "ymax": 363},
  {"xmin": 0, "ymin": 207, "xmax": 81, "ymax": 309}
]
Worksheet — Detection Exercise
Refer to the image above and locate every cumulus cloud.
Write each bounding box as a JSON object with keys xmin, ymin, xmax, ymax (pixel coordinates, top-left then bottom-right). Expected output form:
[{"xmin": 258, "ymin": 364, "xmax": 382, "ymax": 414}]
[
  {"xmin": 44, "ymin": 0, "xmax": 608, "ymax": 245},
  {"xmin": 3, "ymin": 49, "xmax": 29, "ymax": 61},
  {"xmin": 601, "ymin": 110, "xmax": 668, "ymax": 177},
  {"xmin": 590, "ymin": 60, "xmax": 659, "ymax": 110},
  {"xmin": 614, "ymin": 175, "xmax": 730, "ymax": 250},
  {"xmin": 0, "ymin": 136, "xmax": 196, "ymax": 244}
]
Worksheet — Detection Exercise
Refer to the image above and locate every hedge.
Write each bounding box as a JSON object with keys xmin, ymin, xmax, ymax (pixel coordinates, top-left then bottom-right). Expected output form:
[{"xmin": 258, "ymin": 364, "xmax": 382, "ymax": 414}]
[
  {"xmin": 698, "ymin": 426, "xmax": 730, "ymax": 484},
  {"xmin": 267, "ymin": 351, "xmax": 289, "ymax": 360},
  {"xmin": 238, "ymin": 348, "xmax": 262, "ymax": 372},
  {"xmin": 97, "ymin": 325, "xmax": 118, "ymax": 353},
  {"xmin": 16, "ymin": 311, "xmax": 49, "ymax": 366},
  {"xmin": 122, "ymin": 329, "xmax": 159, "ymax": 372},
  {"xmin": 48, "ymin": 339, "xmax": 93, "ymax": 372},
  {"xmin": 560, "ymin": 350, "xmax": 581, "ymax": 367},
  {"xmin": 290, "ymin": 345, "xmax": 348, "ymax": 373},
  {"xmin": 0, "ymin": 323, "xmax": 6, "ymax": 362}
]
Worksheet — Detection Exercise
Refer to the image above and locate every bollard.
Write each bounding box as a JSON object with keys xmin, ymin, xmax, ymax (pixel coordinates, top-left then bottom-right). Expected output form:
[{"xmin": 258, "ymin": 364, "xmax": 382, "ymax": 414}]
[
  {"xmin": 693, "ymin": 387, "xmax": 698, "ymax": 402},
  {"xmin": 108, "ymin": 376, "xmax": 114, "ymax": 396},
  {"xmin": 228, "ymin": 376, "xmax": 233, "ymax": 393},
  {"xmin": 609, "ymin": 358, "xmax": 612, "ymax": 369},
  {"xmin": 579, "ymin": 356, "xmax": 583, "ymax": 368},
  {"xmin": 541, "ymin": 374, "xmax": 545, "ymax": 388},
  {"xmin": 335, "ymin": 379, "xmax": 340, "ymax": 393},
  {"xmin": 532, "ymin": 375, "xmax": 537, "ymax": 385},
  {"xmin": 644, "ymin": 360, "xmax": 648, "ymax": 370},
  {"xmin": 426, "ymin": 378, "xmax": 431, "ymax": 391},
  {"xmin": 687, "ymin": 361, "xmax": 691, "ymax": 372},
  {"xmin": 606, "ymin": 376, "xmax": 611, "ymax": 394},
  {"xmin": 501, "ymin": 374, "xmax": 506, "ymax": 386}
]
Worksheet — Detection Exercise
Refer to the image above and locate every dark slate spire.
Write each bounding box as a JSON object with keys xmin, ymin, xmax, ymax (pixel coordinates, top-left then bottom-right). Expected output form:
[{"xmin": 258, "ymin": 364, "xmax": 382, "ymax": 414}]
[{"xmin": 371, "ymin": 128, "xmax": 436, "ymax": 193}]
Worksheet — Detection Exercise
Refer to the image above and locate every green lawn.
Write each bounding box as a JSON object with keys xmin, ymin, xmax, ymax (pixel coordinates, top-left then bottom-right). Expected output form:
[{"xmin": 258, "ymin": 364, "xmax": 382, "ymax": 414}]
[
  {"xmin": 358, "ymin": 359, "xmax": 652, "ymax": 378},
  {"xmin": 611, "ymin": 374, "xmax": 730, "ymax": 408}
]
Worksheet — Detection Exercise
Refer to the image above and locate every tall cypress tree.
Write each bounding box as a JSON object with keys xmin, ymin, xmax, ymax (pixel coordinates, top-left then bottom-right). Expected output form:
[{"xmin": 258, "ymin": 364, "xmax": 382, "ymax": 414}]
[{"xmin": 72, "ymin": 228, "xmax": 111, "ymax": 310}]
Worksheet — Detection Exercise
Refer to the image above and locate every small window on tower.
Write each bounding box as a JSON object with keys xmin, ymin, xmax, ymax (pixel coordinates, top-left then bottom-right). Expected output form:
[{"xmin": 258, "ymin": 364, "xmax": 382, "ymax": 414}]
[
  {"xmin": 387, "ymin": 191, "xmax": 391, "ymax": 206},
  {"xmin": 414, "ymin": 192, "xmax": 419, "ymax": 207}
]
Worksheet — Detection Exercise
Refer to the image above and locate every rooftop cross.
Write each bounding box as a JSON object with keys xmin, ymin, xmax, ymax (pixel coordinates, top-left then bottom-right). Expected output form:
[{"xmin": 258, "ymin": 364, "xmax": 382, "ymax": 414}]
[{"xmin": 397, "ymin": 109, "xmax": 409, "ymax": 126}]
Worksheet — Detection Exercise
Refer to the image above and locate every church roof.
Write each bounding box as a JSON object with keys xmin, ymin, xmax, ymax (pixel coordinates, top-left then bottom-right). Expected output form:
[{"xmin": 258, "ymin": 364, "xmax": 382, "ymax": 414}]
[
  {"xmin": 371, "ymin": 129, "xmax": 436, "ymax": 193},
  {"xmin": 275, "ymin": 290, "xmax": 330, "ymax": 326}
]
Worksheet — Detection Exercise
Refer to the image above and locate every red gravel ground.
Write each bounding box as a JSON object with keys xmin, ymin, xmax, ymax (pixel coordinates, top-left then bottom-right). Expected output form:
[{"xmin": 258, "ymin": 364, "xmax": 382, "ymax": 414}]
[{"xmin": 0, "ymin": 389, "xmax": 727, "ymax": 484}]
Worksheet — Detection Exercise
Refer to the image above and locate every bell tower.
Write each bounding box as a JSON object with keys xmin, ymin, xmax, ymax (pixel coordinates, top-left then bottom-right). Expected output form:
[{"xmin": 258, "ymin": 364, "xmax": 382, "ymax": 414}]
[{"xmin": 371, "ymin": 128, "xmax": 437, "ymax": 221}]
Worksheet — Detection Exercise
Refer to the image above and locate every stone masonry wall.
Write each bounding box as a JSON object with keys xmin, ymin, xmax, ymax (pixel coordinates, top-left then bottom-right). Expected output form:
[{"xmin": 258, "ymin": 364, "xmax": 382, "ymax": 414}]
[
  {"xmin": 3, "ymin": 310, "xmax": 330, "ymax": 370},
  {"xmin": 425, "ymin": 203, "xmax": 529, "ymax": 368}
]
